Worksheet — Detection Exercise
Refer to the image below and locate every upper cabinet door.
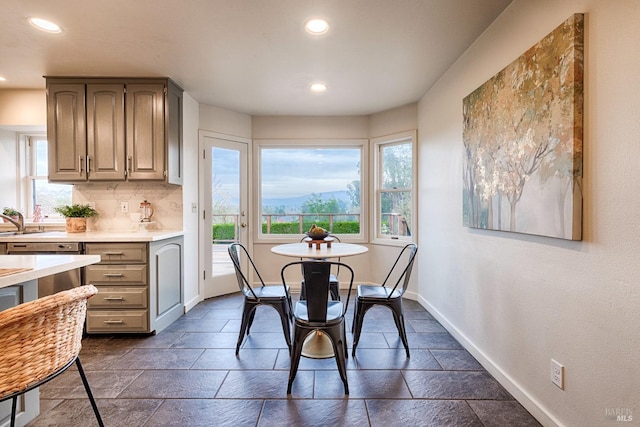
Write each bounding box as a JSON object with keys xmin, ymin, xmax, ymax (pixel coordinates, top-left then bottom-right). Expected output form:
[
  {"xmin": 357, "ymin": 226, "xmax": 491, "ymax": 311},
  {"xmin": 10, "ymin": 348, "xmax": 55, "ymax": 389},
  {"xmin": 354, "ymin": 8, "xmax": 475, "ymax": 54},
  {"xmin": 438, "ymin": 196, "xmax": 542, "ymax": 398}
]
[
  {"xmin": 86, "ymin": 83, "xmax": 126, "ymax": 181},
  {"xmin": 47, "ymin": 83, "xmax": 87, "ymax": 181},
  {"xmin": 166, "ymin": 80, "xmax": 183, "ymax": 185},
  {"xmin": 126, "ymin": 83, "xmax": 165, "ymax": 180}
]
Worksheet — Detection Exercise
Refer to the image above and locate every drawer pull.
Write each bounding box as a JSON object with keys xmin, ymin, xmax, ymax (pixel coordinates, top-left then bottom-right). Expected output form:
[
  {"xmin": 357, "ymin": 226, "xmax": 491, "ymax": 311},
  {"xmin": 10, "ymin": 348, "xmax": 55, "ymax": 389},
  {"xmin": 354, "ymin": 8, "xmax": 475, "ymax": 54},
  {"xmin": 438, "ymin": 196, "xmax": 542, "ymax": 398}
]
[
  {"xmin": 103, "ymin": 296, "xmax": 125, "ymax": 301},
  {"xmin": 103, "ymin": 273, "xmax": 124, "ymax": 278},
  {"xmin": 103, "ymin": 252, "xmax": 124, "ymax": 255},
  {"xmin": 103, "ymin": 320, "xmax": 125, "ymax": 324}
]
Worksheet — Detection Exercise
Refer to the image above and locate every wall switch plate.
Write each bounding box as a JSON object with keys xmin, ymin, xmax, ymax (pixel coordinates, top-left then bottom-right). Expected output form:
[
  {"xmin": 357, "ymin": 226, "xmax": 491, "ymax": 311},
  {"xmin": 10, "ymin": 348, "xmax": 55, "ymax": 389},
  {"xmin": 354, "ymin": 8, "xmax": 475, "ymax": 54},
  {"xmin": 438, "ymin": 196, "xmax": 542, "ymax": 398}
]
[
  {"xmin": 192, "ymin": 202, "xmax": 197, "ymax": 213},
  {"xmin": 120, "ymin": 202, "xmax": 129, "ymax": 213},
  {"xmin": 551, "ymin": 359, "xmax": 564, "ymax": 389}
]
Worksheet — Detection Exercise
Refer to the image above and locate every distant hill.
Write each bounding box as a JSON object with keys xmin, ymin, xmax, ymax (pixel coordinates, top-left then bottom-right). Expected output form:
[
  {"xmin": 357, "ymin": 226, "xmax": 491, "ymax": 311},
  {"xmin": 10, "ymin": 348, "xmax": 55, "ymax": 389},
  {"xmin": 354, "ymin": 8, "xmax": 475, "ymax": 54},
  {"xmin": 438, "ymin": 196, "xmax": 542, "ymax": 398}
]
[{"xmin": 263, "ymin": 190, "xmax": 351, "ymax": 212}]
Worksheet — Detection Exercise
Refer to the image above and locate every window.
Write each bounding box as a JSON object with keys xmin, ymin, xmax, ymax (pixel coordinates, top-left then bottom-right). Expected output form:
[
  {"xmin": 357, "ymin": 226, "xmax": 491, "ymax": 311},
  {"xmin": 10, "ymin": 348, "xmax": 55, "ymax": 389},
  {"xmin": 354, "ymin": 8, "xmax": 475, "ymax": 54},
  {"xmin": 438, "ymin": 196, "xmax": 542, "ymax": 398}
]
[
  {"xmin": 373, "ymin": 131, "xmax": 416, "ymax": 241},
  {"xmin": 24, "ymin": 134, "xmax": 72, "ymax": 220},
  {"xmin": 255, "ymin": 140, "xmax": 367, "ymax": 240}
]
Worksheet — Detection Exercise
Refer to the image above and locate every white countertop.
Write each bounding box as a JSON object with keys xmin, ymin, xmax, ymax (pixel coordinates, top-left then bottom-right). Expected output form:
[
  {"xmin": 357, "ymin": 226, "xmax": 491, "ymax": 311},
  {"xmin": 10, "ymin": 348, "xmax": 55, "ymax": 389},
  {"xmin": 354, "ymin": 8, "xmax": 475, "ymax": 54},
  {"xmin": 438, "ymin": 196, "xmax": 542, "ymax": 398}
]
[
  {"xmin": 0, "ymin": 254, "xmax": 101, "ymax": 289},
  {"xmin": 0, "ymin": 230, "xmax": 184, "ymax": 243}
]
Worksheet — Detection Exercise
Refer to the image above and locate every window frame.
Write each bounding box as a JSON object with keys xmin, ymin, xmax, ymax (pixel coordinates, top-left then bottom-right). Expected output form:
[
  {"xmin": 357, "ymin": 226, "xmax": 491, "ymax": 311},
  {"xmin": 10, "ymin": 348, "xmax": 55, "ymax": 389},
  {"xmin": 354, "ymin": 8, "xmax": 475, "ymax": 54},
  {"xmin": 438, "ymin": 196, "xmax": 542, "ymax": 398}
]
[
  {"xmin": 371, "ymin": 130, "xmax": 417, "ymax": 245},
  {"xmin": 253, "ymin": 138, "xmax": 369, "ymax": 243},
  {"xmin": 18, "ymin": 132, "xmax": 69, "ymax": 222}
]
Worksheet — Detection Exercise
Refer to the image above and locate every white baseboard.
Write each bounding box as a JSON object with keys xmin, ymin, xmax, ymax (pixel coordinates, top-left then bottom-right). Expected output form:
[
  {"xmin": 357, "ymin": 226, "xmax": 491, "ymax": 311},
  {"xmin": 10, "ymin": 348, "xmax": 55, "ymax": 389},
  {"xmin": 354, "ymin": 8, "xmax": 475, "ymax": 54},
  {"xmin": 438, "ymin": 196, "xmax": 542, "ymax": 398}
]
[
  {"xmin": 415, "ymin": 294, "xmax": 562, "ymax": 427},
  {"xmin": 184, "ymin": 294, "xmax": 202, "ymax": 313}
]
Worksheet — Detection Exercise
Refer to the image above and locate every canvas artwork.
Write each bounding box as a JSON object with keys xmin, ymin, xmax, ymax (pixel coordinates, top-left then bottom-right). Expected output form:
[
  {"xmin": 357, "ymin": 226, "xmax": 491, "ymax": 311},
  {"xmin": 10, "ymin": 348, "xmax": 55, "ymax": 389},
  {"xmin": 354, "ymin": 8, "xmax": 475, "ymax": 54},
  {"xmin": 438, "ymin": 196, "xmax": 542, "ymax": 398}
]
[{"xmin": 462, "ymin": 14, "xmax": 584, "ymax": 240}]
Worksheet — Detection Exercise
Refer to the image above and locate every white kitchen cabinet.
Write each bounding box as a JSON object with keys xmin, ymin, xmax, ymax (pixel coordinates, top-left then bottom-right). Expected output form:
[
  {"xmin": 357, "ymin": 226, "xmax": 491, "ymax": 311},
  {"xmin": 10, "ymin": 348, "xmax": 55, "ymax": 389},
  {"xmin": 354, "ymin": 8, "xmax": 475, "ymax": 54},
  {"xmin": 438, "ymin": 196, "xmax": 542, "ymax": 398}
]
[{"xmin": 46, "ymin": 77, "xmax": 183, "ymax": 184}]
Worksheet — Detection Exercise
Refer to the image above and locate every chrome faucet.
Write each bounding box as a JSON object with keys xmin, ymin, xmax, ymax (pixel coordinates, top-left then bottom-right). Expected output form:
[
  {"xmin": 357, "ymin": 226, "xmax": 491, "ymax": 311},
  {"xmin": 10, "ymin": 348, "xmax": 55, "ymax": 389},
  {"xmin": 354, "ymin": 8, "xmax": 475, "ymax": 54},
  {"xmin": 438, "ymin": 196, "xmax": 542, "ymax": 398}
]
[{"xmin": 0, "ymin": 212, "xmax": 26, "ymax": 233}]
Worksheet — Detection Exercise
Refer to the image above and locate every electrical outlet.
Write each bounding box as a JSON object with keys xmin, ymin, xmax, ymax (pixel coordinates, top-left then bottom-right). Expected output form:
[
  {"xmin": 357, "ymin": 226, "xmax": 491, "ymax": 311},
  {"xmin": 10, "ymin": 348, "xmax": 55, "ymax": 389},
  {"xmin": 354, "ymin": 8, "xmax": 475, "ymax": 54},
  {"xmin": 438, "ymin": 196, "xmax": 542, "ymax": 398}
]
[
  {"xmin": 120, "ymin": 202, "xmax": 129, "ymax": 213},
  {"xmin": 551, "ymin": 359, "xmax": 564, "ymax": 389}
]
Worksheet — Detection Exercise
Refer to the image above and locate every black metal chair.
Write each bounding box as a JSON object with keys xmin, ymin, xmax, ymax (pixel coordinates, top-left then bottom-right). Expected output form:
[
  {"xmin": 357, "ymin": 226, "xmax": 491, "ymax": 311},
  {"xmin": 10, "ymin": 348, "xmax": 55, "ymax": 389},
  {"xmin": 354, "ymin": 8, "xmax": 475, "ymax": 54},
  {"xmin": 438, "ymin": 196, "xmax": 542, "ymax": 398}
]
[
  {"xmin": 0, "ymin": 285, "xmax": 104, "ymax": 427},
  {"xmin": 228, "ymin": 243, "xmax": 292, "ymax": 355},
  {"xmin": 282, "ymin": 260, "xmax": 354, "ymax": 394},
  {"xmin": 352, "ymin": 243, "xmax": 418, "ymax": 358},
  {"xmin": 299, "ymin": 234, "xmax": 342, "ymax": 301}
]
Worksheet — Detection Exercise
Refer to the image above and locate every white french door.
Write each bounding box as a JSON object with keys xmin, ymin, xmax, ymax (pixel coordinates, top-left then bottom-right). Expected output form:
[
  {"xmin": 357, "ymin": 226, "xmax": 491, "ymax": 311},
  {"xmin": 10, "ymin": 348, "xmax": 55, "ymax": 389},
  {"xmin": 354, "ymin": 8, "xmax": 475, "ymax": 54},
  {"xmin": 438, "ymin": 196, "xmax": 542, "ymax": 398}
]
[{"xmin": 199, "ymin": 131, "xmax": 250, "ymax": 299}]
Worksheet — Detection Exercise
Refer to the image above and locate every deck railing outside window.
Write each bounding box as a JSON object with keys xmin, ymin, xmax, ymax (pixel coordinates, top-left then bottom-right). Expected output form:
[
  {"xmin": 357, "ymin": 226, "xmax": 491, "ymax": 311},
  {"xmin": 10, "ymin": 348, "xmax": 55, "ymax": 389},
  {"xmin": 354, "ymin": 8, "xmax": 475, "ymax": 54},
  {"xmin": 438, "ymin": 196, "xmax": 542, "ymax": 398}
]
[{"xmin": 211, "ymin": 212, "xmax": 408, "ymax": 243}]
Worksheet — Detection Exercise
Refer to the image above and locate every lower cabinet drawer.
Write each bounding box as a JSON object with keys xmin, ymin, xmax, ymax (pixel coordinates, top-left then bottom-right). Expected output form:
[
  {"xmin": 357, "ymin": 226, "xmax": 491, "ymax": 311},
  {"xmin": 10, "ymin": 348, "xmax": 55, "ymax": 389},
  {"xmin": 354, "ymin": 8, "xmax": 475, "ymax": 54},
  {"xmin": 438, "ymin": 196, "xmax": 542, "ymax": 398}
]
[
  {"xmin": 86, "ymin": 264, "xmax": 147, "ymax": 285},
  {"xmin": 86, "ymin": 310, "xmax": 149, "ymax": 333},
  {"xmin": 88, "ymin": 287, "xmax": 147, "ymax": 309}
]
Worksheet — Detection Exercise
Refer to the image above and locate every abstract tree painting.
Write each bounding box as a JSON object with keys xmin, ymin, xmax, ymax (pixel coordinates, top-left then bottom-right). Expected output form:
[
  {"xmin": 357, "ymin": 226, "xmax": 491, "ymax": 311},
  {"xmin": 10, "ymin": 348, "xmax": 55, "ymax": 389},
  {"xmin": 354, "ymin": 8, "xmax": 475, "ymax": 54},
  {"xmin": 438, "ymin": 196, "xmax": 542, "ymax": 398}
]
[{"xmin": 463, "ymin": 14, "xmax": 584, "ymax": 240}]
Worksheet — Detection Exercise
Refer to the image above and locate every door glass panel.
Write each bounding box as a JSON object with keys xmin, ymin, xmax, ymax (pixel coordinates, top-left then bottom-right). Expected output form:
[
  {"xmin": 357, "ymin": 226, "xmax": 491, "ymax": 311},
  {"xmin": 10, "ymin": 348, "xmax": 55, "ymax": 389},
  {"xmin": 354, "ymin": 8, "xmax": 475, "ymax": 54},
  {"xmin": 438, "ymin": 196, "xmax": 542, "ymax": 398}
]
[{"xmin": 211, "ymin": 147, "xmax": 240, "ymax": 278}]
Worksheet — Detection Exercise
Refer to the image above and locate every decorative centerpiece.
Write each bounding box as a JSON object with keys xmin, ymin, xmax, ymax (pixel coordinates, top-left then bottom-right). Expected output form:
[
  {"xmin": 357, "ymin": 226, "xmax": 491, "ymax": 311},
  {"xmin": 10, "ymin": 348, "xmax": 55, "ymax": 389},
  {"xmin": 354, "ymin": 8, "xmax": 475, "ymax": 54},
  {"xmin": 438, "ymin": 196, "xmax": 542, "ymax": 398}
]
[
  {"xmin": 54, "ymin": 203, "xmax": 98, "ymax": 233},
  {"xmin": 305, "ymin": 224, "xmax": 333, "ymax": 249}
]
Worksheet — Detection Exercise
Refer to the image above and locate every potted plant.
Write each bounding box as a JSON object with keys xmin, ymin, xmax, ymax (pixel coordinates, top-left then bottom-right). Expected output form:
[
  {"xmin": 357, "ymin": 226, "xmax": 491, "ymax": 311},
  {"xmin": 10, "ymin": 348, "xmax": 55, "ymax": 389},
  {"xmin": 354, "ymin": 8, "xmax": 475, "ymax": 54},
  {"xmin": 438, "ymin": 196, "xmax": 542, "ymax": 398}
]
[
  {"xmin": 2, "ymin": 207, "xmax": 21, "ymax": 223},
  {"xmin": 54, "ymin": 203, "xmax": 98, "ymax": 233}
]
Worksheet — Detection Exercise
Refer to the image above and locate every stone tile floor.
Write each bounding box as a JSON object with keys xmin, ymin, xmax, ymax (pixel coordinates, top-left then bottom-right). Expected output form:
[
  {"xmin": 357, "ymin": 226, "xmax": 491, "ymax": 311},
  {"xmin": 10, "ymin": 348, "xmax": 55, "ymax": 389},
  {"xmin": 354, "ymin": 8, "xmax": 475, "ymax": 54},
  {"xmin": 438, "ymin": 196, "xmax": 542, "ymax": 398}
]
[{"xmin": 27, "ymin": 293, "xmax": 541, "ymax": 426}]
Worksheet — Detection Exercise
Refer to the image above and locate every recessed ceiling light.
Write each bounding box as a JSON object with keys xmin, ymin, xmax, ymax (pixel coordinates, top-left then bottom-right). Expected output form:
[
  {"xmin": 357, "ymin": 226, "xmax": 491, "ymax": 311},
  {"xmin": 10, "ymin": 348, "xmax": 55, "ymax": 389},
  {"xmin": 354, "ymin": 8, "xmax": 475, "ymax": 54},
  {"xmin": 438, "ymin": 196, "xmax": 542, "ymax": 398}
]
[
  {"xmin": 310, "ymin": 82, "xmax": 327, "ymax": 93},
  {"xmin": 28, "ymin": 17, "xmax": 62, "ymax": 33},
  {"xmin": 305, "ymin": 19, "xmax": 329, "ymax": 35},
  {"xmin": 0, "ymin": 76, "xmax": 6, "ymax": 82}
]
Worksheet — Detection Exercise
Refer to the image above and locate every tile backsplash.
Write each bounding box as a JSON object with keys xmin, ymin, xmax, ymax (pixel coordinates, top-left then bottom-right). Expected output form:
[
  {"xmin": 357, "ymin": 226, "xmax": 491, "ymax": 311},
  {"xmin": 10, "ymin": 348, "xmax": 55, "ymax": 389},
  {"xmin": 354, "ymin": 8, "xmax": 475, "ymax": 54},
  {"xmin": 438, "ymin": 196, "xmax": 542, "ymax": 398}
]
[{"xmin": 73, "ymin": 182, "xmax": 183, "ymax": 231}]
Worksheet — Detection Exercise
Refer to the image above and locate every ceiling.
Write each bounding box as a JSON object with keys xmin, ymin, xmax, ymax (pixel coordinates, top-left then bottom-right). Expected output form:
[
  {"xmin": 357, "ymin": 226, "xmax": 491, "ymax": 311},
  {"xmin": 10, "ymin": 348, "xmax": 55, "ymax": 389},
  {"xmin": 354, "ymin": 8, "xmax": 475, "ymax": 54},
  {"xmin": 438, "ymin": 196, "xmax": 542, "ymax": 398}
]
[{"xmin": 0, "ymin": 0, "xmax": 512, "ymax": 116}]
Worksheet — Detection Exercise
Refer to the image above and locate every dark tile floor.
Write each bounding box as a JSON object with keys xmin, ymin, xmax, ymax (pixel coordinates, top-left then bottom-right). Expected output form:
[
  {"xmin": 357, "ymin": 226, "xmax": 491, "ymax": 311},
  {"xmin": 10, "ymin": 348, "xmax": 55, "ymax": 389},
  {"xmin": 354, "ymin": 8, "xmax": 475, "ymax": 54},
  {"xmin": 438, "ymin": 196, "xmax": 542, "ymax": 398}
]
[{"xmin": 27, "ymin": 293, "xmax": 541, "ymax": 426}]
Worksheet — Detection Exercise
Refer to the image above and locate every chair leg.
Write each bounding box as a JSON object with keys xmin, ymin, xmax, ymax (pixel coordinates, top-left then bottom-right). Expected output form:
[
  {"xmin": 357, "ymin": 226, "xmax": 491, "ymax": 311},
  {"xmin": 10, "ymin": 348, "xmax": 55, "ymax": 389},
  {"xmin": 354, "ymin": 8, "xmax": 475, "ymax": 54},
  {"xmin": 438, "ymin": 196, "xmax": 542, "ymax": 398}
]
[
  {"xmin": 236, "ymin": 302, "xmax": 255, "ymax": 355},
  {"xmin": 329, "ymin": 282, "xmax": 340, "ymax": 301},
  {"xmin": 287, "ymin": 326, "xmax": 306, "ymax": 394},
  {"xmin": 326, "ymin": 325, "xmax": 349, "ymax": 394},
  {"xmin": 278, "ymin": 301, "xmax": 292, "ymax": 353},
  {"xmin": 10, "ymin": 395, "xmax": 17, "ymax": 427},
  {"xmin": 390, "ymin": 303, "xmax": 410, "ymax": 358},
  {"xmin": 351, "ymin": 300, "xmax": 370, "ymax": 356},
  {"xmin": 76, "ymin": 358, "xmax": 105, "ymax": 427}
]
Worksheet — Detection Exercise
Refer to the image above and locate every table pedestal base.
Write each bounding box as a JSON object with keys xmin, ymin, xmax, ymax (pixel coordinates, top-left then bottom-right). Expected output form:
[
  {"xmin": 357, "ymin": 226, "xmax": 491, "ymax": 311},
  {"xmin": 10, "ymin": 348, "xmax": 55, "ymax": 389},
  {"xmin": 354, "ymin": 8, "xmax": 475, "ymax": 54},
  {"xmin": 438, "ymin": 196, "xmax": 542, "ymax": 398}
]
[{"xmin": 301, "ymin": 331, "xmax": 335, "ymax": 359}]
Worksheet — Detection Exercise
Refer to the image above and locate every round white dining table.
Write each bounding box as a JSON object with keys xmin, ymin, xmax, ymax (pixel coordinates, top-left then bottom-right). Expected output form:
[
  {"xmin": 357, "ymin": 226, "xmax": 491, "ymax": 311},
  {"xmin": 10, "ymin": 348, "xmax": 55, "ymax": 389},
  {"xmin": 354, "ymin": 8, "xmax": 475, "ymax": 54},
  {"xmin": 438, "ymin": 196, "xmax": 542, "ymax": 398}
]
[
  {"xmin": 271, "ymin": 241, "xmax": 368, "ymax": 358},
  {"xmin": 270, "ymin": 242, "xmax": 368, "ymax": 259}
]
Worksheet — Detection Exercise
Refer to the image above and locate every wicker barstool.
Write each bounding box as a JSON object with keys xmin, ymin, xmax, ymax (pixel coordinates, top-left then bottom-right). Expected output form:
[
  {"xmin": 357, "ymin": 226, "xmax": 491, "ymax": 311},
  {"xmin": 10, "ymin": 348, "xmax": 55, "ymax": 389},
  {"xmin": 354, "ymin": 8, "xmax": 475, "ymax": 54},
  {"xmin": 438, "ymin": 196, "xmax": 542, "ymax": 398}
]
[{"xmin": 0, "ymin": 285, "xmax": 104, "ymax": 427}]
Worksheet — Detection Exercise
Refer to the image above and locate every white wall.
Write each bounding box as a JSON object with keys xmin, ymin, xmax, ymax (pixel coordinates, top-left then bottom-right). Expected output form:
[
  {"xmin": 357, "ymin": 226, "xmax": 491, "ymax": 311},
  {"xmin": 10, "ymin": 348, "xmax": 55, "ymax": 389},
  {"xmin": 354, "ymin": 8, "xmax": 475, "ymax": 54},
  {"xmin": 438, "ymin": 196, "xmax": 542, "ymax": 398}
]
[
  {"xmin": 181, "ymin": 93, "xmax": 200, "ymax": 310},
  {"xmin": 417, "ymin": 1, "xmax": 640, "ymax": 426}
]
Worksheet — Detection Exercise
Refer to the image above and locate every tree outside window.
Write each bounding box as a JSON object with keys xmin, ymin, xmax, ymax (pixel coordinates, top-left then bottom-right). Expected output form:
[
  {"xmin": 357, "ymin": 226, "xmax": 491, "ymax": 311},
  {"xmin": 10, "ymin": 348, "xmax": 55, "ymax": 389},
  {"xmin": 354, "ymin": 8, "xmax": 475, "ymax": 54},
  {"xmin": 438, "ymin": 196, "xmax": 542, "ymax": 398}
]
[{"xmin": 376, "ymin": 134, "xmax": 414, "ymax": 240}]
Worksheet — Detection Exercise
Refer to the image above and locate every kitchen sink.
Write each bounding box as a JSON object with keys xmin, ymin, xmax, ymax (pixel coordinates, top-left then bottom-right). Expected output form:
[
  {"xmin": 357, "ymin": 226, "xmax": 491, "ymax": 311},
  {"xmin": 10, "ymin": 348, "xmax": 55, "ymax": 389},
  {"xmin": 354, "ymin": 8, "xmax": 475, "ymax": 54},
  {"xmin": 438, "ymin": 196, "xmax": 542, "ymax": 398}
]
[{"xmin": 0, "ymin": 230, "xmax": 63, "ymax": 237}]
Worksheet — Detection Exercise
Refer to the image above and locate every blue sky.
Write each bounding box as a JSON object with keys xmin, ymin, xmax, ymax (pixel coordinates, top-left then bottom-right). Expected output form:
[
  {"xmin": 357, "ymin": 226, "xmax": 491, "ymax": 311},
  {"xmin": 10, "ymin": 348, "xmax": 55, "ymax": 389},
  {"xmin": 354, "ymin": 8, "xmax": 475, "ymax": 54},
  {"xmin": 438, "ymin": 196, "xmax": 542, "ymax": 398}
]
[{"xmin": 212, "ymin": 147, "xmax": 361, "ymax": 199}]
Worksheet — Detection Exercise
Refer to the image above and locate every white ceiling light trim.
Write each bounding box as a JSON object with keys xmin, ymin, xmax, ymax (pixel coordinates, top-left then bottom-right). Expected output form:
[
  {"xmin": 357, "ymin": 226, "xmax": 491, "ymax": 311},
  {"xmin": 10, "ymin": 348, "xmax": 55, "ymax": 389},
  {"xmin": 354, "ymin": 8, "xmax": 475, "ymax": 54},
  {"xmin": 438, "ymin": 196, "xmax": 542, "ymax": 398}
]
[
  {"xmin": 304, "ymin": 19, "xmax": 329, "ymax": 35},
  {"xmin": 28, "ymin": 17, "xmax": 62, "ymax": 33}
]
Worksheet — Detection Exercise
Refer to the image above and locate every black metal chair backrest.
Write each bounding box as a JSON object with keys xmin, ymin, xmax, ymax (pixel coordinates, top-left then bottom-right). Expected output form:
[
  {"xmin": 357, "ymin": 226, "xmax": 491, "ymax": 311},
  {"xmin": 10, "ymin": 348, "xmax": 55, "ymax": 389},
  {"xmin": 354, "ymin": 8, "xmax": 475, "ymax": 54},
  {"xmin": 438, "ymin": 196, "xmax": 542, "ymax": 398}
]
[
  {"xmin": 381, "ymin": 243, "xmax": 418, "ymax": 298},
  {"xmin": 282, "ymin": 260, "xmax": 354, "ymax": 321},
  {"xmin": 228, "ymin": 243, "xmax": 266, "ymax": 300},
  {"xmin": 303, "ymin": 262, "xmax": 331, "ymax": 321}
]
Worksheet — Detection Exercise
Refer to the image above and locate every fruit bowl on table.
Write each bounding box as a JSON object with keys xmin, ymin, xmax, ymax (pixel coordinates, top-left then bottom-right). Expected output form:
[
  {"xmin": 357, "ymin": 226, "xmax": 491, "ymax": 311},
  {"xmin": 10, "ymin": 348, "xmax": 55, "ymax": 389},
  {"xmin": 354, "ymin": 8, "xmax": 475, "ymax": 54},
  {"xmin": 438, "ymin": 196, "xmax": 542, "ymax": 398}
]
[{"xmin": 305, "ymin": 231, "xmax": 329, "ymax": 240}]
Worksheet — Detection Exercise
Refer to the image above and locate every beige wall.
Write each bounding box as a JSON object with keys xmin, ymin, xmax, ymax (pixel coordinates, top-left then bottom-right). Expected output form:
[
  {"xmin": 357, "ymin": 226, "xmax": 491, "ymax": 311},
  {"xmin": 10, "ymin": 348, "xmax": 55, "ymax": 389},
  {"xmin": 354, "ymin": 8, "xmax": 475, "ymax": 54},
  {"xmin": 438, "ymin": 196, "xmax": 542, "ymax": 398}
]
[
  {"xmin": 417, "ymin": 1, "xmax": 640, "ymax": 425},
  {"xmin": 369, "ymin": 103, "xmax": 417, "ymax": 138},
  {"xmin": 0, "ymin": 89, "xmax": 46, "ymax": 126},
  {"xmin": 199, "ymin": 104, "xmax": 252, "ymax": 138}
]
